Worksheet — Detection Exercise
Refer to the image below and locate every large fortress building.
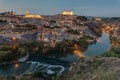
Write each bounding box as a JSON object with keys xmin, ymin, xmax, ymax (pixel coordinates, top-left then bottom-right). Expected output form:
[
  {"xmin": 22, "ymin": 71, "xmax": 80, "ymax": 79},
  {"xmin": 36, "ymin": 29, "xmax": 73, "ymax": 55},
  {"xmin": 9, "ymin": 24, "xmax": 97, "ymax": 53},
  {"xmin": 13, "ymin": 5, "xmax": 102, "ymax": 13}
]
[
  {"xmin": 25, "ymin": 9, "xmax": 43, "ymax": 19},
  {"xmin": 62, "ymin": 11, "xmax": 74, "ymax": 16}
]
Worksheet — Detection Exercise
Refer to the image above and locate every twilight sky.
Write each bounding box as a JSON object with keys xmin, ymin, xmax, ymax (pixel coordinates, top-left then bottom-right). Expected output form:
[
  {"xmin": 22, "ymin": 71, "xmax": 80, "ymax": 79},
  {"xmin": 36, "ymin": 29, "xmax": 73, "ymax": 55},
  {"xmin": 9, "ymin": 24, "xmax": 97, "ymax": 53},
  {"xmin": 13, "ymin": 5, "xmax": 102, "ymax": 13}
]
[{"xmin": 0, "ymin": 0, "xmax": 120, "ymax": 17}]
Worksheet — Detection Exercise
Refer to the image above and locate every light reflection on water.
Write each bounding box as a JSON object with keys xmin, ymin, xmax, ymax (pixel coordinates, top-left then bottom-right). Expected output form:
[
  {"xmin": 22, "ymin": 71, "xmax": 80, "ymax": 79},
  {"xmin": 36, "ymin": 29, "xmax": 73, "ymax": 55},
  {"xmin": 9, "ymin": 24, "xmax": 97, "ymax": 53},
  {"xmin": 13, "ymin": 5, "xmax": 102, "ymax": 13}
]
[
  {"xmin": 60, "ymin": 32, "xmax": 111, "ymax": 62},
  {"xmin": 73, "ymin": 44, "xmax": 85, "ymax": 58},
  {"xmin": 84, "ymin": 32, "xmax": 111, "ymax": 56},
  {"xmin": 73, "ymin": 49, "xmax": 85, "ymax": 58},
  {"xmin": 0, "ymin": 61, "xmax": 66, "ymax": 77},
  {"xmin": 0, "ymin": 32, "xmax": 111, "ymax": 77}
]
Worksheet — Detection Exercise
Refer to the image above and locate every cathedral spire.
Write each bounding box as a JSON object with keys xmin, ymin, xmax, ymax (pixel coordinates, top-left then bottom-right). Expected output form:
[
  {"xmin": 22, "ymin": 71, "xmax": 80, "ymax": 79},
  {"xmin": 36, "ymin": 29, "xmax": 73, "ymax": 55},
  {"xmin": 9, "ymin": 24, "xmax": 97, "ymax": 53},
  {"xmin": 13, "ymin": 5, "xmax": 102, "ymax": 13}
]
[{"xmin": 26, "ymin": 8, "xmax": 29, "ymax": 16}]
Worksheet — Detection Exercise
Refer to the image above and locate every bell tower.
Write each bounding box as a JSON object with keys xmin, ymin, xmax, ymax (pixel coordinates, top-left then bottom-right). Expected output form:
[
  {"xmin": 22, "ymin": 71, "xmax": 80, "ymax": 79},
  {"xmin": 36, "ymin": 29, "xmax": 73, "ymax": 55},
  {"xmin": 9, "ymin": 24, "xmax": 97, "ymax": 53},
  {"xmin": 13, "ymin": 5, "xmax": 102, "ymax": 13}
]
[{"xmin": 26, "ymin": 8, "xmax": 29, "ymax": 16}]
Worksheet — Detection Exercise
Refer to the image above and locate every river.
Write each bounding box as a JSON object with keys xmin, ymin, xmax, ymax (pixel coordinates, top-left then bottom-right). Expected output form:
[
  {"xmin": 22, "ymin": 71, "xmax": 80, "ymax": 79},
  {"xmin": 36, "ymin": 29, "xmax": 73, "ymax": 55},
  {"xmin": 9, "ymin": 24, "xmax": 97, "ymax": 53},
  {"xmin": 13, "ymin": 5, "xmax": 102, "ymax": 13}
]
[
  {"xmin": 60, "ymin": 32, "xmax": 111, "ymax": 62},
  {"xmin": 85, "ymin": 32, "xmax": 111, "ymax": 56},
  {"xmin": 0, "ymin": 32, "xmax": 111, "ymax": 77}
]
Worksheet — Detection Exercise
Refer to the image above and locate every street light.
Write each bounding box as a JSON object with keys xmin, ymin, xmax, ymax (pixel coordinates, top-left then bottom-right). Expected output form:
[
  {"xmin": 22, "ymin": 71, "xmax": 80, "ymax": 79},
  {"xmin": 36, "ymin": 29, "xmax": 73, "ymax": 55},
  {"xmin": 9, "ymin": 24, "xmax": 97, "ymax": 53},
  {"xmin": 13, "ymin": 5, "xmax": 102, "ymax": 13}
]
[
  {"xmin": 12, "ymin": 37, "xmax": 16, "ymax": 41},
  {"xmin": 15, "ymin": 63, "xmax": 19, "ymax": 68}
]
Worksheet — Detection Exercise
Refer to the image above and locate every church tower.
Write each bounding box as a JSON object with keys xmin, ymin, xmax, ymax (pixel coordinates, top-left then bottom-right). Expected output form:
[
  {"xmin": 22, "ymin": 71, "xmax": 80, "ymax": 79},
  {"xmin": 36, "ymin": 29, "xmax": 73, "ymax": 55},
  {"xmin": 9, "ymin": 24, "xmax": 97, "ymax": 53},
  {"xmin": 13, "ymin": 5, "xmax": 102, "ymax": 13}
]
[{"xmin": 26, "ymin": 8, "xmax": 29, "ymax": 16}]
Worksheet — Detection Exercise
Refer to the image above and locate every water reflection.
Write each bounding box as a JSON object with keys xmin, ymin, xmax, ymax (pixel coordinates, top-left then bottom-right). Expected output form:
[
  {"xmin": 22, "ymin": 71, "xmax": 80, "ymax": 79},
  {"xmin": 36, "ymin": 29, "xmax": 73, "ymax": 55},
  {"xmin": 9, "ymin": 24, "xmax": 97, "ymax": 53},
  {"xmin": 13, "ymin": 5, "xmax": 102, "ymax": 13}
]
[
  {"xmin": 96, "ymin": 38, "xmax": 104, "ymax": 43},
  {"xmin": 73, "ymin": 44, "xmax": 85, "ymax": 57},
  {"xmin": 0, "ymin": 32, "xmax": 112, "ymax": 77},
  {"xmin": 73, "ymin": 50, "xmax": 85, "ymax": 58},
  {"xmin": 38, "ymin": 32, "xmax": 111, "ymax": 62},
  {"xmin": 0, "ymin": 61, "xmax": 67, "ymax": 77},
  {"xmin": 85, "ymin": 32, "xmax": 111, "ymax": 56}
]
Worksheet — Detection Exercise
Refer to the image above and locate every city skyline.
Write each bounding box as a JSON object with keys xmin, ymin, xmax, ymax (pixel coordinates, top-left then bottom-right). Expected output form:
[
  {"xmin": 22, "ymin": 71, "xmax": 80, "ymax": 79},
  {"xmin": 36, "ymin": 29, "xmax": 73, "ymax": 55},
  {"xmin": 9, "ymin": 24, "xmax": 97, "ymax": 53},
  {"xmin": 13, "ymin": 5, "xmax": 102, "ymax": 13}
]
[{"xmin": 0, "ymin": 0, "xmax": 120, "ymax": 17}]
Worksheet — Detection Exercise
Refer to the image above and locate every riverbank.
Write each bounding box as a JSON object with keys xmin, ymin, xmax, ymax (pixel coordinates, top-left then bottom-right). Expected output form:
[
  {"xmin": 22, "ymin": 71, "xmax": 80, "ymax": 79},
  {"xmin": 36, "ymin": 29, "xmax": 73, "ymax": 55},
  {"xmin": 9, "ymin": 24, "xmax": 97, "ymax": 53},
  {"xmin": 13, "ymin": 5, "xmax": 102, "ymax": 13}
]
[
  {"xmin": 1, "ymin": 17, "xmax": 120, "ymax": 80},
  {"xmin": 62, "ymin": 57, "xmax": 120, "ymax": 80},
  {"xmin": 11, "ymin": 57, "xmax": 120, "ymax": 80},
  {"xmin": 2, "ymin": 55, "xmax": 120, "ymax": 80}
]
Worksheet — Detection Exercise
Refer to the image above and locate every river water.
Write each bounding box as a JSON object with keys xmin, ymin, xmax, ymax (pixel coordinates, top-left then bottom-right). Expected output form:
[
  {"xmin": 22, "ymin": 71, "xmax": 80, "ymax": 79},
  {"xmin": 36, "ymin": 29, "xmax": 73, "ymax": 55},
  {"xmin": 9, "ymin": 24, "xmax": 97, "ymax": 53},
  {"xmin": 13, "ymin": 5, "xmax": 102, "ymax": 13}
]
[
  {"xmin": 0, "ymin": 32, "xmax": 111, "ymax": 77},
  {"xmin": 85, "ymin": 32, "xmax": 111, "ymax": 56},
  {"xmin": 60, "ymin": 32, "xmax": 111, "ymax": 62}
]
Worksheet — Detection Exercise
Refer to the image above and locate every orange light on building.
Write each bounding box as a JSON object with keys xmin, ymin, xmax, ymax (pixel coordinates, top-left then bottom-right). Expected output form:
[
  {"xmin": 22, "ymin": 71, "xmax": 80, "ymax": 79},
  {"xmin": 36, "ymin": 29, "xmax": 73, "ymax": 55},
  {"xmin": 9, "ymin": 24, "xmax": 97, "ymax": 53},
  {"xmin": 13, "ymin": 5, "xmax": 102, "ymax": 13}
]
[
  {"xmin": 74, "ymin": 44, "xmax": 78, "ymax": 49},
  {"xmin": 12, "ymin": 37, "xmax": 16, "ymax": 41},
  {"xmin": 95, "ymin": 18, "xmax": 101, "ymax": 21},
  {"xmin": 62, "ymin": 11, "xmax": 74, "ymax": 16},
  {"xmin": 25, "ymin": 9, "xmax": 43, "ymax": 19},
  {"xmin": 15, "ymin": 63, "xmax": 19, "ymax": 68},
  {"xmin": 115, "ymin": 28, "xmax": 118, "ymax": 30}
]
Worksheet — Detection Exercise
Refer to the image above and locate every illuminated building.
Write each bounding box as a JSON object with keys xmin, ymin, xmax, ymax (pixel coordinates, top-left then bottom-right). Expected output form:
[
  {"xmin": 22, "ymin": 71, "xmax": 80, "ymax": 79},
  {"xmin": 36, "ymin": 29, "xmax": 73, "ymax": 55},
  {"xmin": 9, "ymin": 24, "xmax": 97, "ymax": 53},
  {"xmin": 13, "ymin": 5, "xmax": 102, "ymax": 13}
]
[
  {"xmin": 95, "ymin": 18, "xmax": 101, "ymax": 21},
  {"xmin": 25, "ymin": 9, "xmax": 43, "ymax": 19},
  {"xmin": 62, "ymin": 11, "xmax": 74, "ymax": 16}
]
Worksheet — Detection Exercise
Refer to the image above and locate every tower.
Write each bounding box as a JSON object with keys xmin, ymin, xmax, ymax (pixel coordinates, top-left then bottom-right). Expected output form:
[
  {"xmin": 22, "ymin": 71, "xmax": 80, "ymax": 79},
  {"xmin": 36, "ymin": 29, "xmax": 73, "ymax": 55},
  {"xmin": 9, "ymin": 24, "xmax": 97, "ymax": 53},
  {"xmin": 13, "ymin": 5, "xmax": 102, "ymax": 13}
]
[{"xmin": 26, "ymin": 8, "xmax": 29, "ymax": 16}]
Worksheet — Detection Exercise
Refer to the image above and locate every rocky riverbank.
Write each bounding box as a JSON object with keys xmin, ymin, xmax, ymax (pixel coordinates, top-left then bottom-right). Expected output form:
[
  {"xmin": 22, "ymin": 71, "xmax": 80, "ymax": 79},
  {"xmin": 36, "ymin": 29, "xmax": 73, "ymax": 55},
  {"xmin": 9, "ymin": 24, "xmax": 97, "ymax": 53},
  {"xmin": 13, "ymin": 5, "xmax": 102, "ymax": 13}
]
[
  {"xmin": 62, "ymin": 57, "xmax": 120, "ymax": 80},
  {"xmin": 9, "ymin": 57, "xmax": 120, "ymax": 80}
]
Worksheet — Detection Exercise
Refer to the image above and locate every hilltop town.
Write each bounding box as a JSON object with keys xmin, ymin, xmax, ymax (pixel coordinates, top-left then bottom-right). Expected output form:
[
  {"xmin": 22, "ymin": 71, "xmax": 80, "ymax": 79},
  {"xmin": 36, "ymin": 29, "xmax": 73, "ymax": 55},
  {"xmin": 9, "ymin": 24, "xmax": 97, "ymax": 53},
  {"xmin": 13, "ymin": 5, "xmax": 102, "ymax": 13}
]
[
  {"xmin": 0, "ymin": 10, "xmax": 120, "ymax": 80},
  {"xmin": 0, "ymin": 9, "xmax": 101, "ymax": 45}
]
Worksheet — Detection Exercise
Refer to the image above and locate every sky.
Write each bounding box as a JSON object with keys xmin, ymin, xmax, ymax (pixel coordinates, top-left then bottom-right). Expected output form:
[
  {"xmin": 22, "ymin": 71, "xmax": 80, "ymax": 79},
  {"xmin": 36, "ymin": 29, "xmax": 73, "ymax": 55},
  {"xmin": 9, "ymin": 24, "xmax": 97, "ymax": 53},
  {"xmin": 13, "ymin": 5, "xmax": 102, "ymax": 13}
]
[{"xmin": 0, "ymin": 0, "xmax": 120, "ymax": 17}]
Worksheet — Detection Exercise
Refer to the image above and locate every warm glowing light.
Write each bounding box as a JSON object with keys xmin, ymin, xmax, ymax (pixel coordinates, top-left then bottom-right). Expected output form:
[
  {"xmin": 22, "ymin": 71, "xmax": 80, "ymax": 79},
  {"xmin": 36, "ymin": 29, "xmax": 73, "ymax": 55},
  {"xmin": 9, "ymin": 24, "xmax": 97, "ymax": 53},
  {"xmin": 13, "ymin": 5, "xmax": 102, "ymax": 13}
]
[
  {"xmin": 25, "ymin": 9, "xmax": 43, "ymax": 19},
  {"xmin": 73, "ymin": 44, "xmax": 85, "ymax": 57},
  {"xmin": 62, "ymin": 11, "xmax": 73, "ymax": 15},
  {"xmin": 115, "ymin": 28, "xmax": 118, "ymax": 30},
  {"xmin": 73, "ymin": 50, "xmax": 85, "ymax": 57},
  {"xmin": 25, "ymin": 14, "xmax": 43, "ymax": 19},
  {"xmin": 12, "ymin": 37, "xmax": 16, "ymax": 40},
  {"xmin": 15, "ymin": 63, "xmax": 19, "ymax": 68},
  {"xmin": 74, "ymin": 44, "xmax": 78, "ymax": 49},
  {"xmin": 95, "ymin": 18, "xmax": 101, "ymax": 21},
  {"xmin": 106, "ymin": 26, "xmax": 110, "ymax": 29}
]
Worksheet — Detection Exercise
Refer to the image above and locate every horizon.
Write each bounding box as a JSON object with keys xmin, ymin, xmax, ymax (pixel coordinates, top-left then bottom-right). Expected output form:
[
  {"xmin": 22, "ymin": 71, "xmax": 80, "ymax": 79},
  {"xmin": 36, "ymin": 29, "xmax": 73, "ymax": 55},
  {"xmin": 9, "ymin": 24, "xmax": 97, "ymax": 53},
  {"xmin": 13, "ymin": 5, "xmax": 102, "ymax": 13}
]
[{"xmin": 0, "ymin": 0, "xmax": 120, "ymax": 17}]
